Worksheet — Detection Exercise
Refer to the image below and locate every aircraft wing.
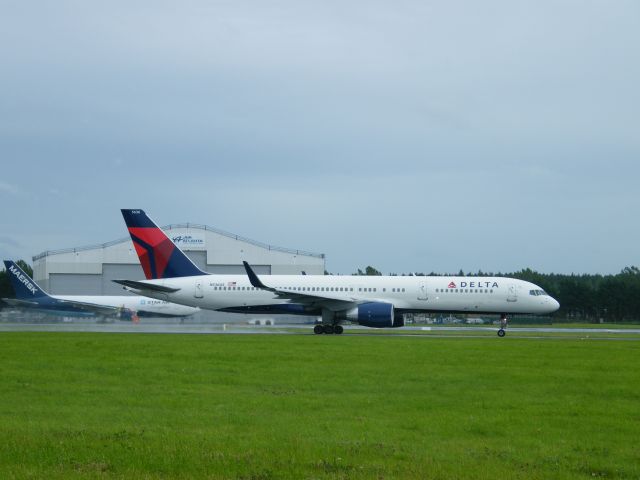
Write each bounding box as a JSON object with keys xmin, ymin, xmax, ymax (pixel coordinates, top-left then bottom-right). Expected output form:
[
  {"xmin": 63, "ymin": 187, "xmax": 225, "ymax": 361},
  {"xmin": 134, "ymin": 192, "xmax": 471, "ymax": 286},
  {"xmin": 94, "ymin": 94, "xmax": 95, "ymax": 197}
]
[
  {"xmin": 2, "ymin": 298, "xmax": 41, "ymax": 307},
  {"xmin": 55, "ymin": 299, "xmax": 125, "ymax": 315},
  {"xmin": 2, "ymin": 297, "xmax": 123, "ymax": 316},
  {"xmin": 243, "ymin": 261, "xmax": 359, "ymax": 311}
]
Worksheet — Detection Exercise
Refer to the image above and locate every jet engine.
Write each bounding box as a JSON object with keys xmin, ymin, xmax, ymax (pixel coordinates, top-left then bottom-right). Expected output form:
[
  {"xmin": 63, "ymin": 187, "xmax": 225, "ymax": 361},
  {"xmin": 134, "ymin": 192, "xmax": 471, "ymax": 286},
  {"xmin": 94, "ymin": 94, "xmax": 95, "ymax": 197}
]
[{"xmin": 345, "ymin": 302, "xmax": 404, "ymax": 328}]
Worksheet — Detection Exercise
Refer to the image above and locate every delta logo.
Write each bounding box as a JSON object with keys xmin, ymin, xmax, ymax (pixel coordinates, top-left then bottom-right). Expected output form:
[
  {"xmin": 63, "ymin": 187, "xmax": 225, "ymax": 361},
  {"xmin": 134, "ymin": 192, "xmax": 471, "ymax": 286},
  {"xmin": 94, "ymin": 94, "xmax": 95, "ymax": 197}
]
[{"xmin": 447, "ymin": 280, "xmax": 499, "ymax": 289}]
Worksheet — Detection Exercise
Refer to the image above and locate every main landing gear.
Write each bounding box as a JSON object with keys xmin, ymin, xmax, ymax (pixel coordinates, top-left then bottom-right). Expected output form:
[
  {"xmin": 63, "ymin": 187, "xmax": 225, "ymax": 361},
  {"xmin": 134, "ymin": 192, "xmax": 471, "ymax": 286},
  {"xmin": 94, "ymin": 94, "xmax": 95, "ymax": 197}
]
[
  {"xmin": 313, "ymin": 324, "xmax": 344, "ymax": 335},
  {"xmin": 498, "ymin": 313, "xmax": 508, "ymax": 337}
]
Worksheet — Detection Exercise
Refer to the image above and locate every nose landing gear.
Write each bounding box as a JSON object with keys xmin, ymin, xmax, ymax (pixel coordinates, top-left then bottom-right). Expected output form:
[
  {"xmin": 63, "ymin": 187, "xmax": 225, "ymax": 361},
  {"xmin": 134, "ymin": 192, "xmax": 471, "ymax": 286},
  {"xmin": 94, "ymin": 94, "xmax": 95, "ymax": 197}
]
[{"xmin": 498, "ymin": 313, "xmax": 508, "ymax": 337}]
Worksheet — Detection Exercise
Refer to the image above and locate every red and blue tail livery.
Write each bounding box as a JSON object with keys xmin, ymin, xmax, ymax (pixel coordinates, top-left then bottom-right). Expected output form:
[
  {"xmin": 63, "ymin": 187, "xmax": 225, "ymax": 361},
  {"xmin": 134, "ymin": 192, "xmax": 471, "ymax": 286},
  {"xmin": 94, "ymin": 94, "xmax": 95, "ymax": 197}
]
[{"xmin": 121, "ymin": 209, "xmax": 206, "ymax": 279}]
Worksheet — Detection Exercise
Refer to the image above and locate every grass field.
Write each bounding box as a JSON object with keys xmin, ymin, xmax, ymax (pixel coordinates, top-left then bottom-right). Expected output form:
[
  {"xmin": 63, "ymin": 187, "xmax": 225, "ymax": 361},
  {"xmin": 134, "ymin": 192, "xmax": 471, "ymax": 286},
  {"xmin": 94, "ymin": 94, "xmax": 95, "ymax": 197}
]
[{"xmin": 0, "ymin": 333, "xmax": 638, "ymax": 479}]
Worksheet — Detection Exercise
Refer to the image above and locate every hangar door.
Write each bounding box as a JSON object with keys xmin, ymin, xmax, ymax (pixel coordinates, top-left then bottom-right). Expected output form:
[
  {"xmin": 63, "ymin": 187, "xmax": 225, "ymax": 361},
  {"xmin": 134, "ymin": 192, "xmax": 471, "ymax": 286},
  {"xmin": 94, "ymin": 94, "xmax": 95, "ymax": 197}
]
[
  {"xmin": 185, "ymin": 251, "xmax": 207, "ymax": 270},
  {"xmin": 49, "ymin": 273, "xmax": 102, "ymax": 295},
  {"xmin": 207, "ymin": 264, "xmax": 271, "ymax": 275},
  {"xmin": 102, "ymin": 264, "xmax": 146, "ymax": 295}
]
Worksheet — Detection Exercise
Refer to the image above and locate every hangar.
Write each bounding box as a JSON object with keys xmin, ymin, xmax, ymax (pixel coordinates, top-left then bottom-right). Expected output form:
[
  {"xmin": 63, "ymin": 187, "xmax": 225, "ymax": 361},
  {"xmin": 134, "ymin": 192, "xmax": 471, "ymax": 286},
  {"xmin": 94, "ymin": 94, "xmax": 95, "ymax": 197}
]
[{"xmin": 32, "ymin": 222, "xmax": 325, "ymax": 295}]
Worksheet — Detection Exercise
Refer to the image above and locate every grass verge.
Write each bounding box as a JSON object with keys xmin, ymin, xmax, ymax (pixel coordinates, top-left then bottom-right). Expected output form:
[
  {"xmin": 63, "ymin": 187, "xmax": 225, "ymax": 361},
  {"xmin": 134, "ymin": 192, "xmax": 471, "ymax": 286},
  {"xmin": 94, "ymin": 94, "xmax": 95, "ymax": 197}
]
[{"xmin": 0, "ymin": 332, "xmax": 638, "ymax": 479}]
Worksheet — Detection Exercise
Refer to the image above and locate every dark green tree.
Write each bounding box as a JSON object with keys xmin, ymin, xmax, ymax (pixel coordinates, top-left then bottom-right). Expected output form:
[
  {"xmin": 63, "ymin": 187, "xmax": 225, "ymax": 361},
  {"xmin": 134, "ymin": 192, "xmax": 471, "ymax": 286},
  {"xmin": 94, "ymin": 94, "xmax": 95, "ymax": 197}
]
[{"xmin": 365, "ymin": 266, "xmax": 382, "ymax": 276}]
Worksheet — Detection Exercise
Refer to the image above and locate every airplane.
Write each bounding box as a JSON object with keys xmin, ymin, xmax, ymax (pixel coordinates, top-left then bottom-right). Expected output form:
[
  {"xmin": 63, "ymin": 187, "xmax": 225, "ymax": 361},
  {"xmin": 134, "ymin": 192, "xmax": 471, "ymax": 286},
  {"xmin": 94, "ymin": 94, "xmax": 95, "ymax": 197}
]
[
  {"xmin": 2, "ymin": 260, "xmax": 199, "ymax": 319},
  {"xmin": 114, "ymin": 209, "xmax": 560, "ymax": 336}
]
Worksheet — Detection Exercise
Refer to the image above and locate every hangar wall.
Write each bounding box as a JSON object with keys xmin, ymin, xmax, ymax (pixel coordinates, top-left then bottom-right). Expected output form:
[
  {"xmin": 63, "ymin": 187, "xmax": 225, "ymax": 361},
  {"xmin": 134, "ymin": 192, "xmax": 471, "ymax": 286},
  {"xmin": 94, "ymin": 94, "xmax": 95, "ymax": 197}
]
[{"xmin": 33, "ymin": 223, "xmax": 325, "ymax": 295}]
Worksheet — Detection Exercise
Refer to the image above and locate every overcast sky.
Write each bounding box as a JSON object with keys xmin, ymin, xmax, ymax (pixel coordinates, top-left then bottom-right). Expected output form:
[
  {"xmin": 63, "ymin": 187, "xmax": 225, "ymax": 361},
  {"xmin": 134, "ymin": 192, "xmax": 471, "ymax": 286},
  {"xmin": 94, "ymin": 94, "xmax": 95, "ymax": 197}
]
[{"xmin": 1, "ymin": 1, "xmax": 639, "ymax": 275}]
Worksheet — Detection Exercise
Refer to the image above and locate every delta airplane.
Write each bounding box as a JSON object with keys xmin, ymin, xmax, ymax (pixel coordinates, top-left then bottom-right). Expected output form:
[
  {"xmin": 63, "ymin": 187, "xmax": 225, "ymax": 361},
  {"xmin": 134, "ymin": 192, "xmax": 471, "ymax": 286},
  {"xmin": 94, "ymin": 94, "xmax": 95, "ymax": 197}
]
[
  {"xmin": 114, "ymin": 210, "xmax": 559, "ymax": 336},
  {"xmin": 3, "ymin": 260, "xmax": 199, "ymax": 319}
]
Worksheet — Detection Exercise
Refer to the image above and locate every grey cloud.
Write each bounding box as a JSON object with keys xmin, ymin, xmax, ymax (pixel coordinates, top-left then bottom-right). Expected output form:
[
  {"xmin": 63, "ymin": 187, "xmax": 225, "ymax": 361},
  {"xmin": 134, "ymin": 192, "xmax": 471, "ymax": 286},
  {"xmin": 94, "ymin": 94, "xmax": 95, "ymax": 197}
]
[{"xmin": 1, "ymin": 1, "xmax": 638, "ymax": 273}]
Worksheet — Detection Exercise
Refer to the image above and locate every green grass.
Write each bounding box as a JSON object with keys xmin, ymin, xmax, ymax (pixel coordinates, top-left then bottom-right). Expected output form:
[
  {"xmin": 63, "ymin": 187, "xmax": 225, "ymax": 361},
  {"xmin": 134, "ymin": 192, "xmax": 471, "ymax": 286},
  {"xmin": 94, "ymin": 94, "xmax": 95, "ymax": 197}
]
[{"xmin": 0, "ymin": 333, "xmax": 638, "ymax": 479}]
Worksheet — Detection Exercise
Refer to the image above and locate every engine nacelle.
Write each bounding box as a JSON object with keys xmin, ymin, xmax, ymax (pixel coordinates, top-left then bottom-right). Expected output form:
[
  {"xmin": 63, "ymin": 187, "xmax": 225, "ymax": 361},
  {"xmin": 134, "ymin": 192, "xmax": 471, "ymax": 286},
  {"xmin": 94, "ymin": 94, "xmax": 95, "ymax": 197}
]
[{"xmin": 345, "ymin": 302, "xmax": 404, "ymax": 328}]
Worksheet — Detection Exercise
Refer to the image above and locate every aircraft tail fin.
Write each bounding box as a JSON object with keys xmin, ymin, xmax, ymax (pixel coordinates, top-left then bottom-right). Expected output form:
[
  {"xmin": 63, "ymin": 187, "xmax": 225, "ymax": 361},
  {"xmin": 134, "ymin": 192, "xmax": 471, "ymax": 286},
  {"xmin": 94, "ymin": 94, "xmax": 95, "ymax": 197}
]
[
  {"xmin": 3, "ymin": 260, "xmax": 50, "ymax": 299},
  {"xmin": 120, "ymin": 209, "xmax": 207, "ymax": 279}
]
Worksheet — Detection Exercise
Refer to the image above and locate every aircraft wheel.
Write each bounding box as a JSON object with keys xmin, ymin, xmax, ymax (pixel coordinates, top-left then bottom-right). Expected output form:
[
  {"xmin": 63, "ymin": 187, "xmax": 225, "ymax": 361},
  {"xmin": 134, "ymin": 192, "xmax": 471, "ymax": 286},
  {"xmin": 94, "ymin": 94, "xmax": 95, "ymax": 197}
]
[
  {"xmin": 323, "ymin": 324, "xmax": 335, "ymax": 334},
  {"xmin": 497, "ymin": 329, "xmax": 506, "ymax": 337},
  {"xmin": 313, "ymin": 324, "xmax": 324, "ymax": 334},
  {"xmin": 334, "ymin": 325, "xmax": 344, "ymax": 335}
]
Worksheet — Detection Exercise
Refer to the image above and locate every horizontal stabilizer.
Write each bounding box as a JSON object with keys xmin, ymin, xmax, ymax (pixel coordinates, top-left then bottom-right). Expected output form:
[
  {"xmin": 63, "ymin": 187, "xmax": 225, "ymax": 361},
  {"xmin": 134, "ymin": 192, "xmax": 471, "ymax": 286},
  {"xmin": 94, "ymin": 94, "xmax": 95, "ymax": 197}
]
[{"xmin": 112, "ymin": 279, "xmax": 181, "ymax": 293}]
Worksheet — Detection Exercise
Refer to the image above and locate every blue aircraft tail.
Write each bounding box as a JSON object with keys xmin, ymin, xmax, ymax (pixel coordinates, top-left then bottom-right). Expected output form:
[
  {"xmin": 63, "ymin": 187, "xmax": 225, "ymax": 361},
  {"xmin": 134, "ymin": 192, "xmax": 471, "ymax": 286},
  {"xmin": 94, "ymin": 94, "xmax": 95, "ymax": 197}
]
[
  {"xmin": 3, "ymin": 260, "xmax": 50, "ymax": 299},
  {"xmin": 120, "ymin": 209, "xmax": 207, "ymax": 279}
]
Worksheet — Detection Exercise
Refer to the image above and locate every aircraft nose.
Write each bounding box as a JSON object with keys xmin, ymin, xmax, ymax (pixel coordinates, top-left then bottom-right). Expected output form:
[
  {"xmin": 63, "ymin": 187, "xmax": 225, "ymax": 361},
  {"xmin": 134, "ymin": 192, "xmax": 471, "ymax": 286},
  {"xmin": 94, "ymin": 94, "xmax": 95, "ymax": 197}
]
[{"xmin": 549, "ymin": 297, "xmax": 560, "ymax": 312}]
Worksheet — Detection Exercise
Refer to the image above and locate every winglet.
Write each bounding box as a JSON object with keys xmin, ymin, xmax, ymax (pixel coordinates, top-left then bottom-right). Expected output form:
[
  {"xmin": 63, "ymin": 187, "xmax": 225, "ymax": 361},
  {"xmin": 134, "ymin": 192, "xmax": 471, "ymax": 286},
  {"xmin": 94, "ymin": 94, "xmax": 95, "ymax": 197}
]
[{"xmin": 243, "ymin": 261, "xmax": 269, "ymax": 290}]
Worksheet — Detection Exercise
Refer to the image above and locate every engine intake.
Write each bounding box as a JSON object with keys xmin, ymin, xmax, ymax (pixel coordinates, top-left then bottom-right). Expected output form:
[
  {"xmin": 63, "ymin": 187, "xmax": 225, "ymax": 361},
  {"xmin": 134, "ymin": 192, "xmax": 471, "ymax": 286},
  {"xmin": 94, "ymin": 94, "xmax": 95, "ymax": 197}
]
[{"xmin": 345, "ymin": 302, "xmax": 403, "ymax": 328}]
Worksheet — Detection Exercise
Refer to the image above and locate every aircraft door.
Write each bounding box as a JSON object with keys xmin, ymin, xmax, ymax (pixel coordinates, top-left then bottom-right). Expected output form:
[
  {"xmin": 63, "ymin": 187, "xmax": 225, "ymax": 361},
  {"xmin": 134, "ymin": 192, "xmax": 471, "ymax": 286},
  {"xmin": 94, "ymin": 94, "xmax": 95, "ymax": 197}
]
[
  {"xmin": 417, "ymin": 282, "xmax": 429, "ymax": 301},
  {"xmin": 194, "ymin": 279, "xmax": 203, "ymax": 298},
  {"xmin": 507, "ymin": 283, "xmax": 517, "ymax": 302}
]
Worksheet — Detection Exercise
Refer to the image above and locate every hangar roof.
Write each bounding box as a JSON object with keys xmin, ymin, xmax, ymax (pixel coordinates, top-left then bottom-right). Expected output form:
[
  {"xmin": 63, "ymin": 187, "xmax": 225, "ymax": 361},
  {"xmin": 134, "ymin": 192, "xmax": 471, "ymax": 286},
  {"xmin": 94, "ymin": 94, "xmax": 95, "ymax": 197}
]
[{"xmin": 33, "ymin": 222, "xmax": 324, "ymax": 260}]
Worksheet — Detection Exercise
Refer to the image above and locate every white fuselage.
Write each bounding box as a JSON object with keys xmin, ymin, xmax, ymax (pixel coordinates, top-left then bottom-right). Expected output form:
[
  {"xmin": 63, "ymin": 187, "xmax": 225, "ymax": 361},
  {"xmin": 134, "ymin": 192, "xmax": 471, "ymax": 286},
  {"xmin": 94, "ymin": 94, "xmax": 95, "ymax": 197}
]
[
  {"xmin": 126, "ymin": 274, "xmax": 559, "ymax": 316},
  {"xmin": 54, "ymin": 294, "xmax": 199, "ymax": 317}
]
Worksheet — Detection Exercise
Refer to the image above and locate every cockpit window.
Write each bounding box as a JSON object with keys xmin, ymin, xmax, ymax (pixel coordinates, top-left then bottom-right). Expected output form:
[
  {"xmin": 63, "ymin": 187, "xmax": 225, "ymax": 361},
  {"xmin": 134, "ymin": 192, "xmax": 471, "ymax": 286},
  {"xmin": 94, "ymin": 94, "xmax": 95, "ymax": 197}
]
[{"xmin": 529, "ymin": 289, "xmax": 548, "ymax": 296}]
